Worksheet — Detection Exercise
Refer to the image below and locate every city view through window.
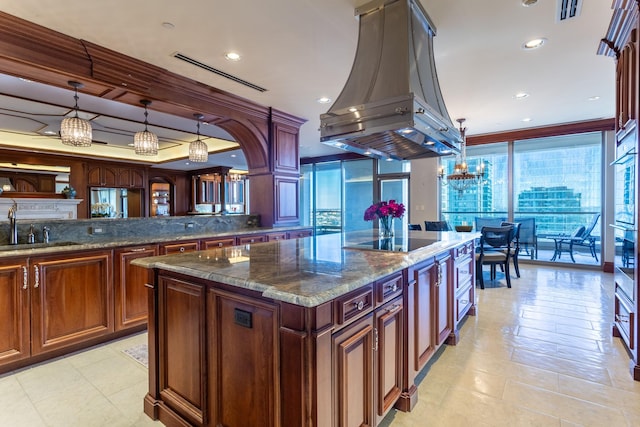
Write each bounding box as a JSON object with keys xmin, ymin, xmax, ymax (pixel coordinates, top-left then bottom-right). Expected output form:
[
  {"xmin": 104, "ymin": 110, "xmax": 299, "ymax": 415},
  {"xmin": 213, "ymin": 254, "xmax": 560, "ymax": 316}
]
[{"xmin": 441, "ymin": 132, "xmax": 603, "ymax": 265}]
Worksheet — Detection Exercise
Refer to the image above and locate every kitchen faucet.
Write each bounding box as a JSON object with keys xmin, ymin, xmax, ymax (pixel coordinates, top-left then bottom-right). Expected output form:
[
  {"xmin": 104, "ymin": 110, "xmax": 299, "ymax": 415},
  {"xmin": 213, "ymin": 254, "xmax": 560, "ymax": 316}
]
[{"xmin": 8, "ymin": 200, "xmax": 17, "ymax": 245}]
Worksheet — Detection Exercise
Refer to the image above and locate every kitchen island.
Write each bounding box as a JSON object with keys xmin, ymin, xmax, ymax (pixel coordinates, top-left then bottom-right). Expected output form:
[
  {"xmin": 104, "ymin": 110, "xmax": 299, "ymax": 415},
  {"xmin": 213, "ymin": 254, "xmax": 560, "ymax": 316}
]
[{"xmin": 134, "ymin": 231, "xmax": 477, "ymax": 427}]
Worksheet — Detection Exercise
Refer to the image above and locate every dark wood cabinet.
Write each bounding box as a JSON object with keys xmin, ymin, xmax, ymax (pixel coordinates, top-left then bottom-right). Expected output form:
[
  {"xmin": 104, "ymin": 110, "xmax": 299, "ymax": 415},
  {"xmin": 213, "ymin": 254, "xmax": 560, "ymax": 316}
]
[
  {"xmin": 88, "ymin": 165, "xmax": 117, "ymax": 187},
  {"xmin": 375, "ymin": 296, "xmax": 403, "ymax": 425},
  {"xmin": 207, "ymin": 288, "xmax": 279, "ymax": 427},
  {"xmin": 411, "ymin": 258, "xmax": 436, "ymax": 371},
  {"xmin": 435, "ymin": 253, "xmax": 452, "ymax": 348},
  {"xmin": 114, "ymin": 245, "xmax": 158, "ymax": 331},
  {"xmin": 88, "ymin": 164, "xmax": 145, "ymax": 188},
  {"xmin": 266, "ymin": 231, "xmax": 287, "ymax": 242},
  {"xmin": 0, "ymin": 260, "xmax": 30, "ymax": 365},
  {"xmin": 332, "ymin": 312, "xmax": 375, "ymax": 427},
  {"xmin": 30, "ymin": 251, "xmax": 113, "ymax": 355}
]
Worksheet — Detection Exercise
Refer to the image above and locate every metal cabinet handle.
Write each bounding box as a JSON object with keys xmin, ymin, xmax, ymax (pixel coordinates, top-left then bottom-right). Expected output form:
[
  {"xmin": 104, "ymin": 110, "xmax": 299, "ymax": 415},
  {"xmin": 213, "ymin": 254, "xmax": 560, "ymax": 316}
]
[
  {"xmin": 373, "ymin": 327, "xmax": 379, "ymax": 352},
  {"xmin": 33, "ymin": 265, "xmax": 39, "ymax": 288},
  {"xmin": 386, "ymin": 304, "xmax": 402, "ymax": 315},
  {"xmin": 354, "ymin": 300, "xmax": 364, "ymax": 311},
  {"xmin": 130, "ymin": 247, "xmax": 147, "ymax": 252},
  {"xmin": 179, "ymin": 247, "xmax": 185, "ymax": 252},
  {"xmin": 436, "ymin": 263, "xmax": 442, "ymax": 287},
  {"xmin": 22, "ymin": 266, "xmax": 28, "ymax": 290},
  {"xmin": 218, "ymin": 242, "xmax": 224, "ymax": 247},
  {"xmin": 144, "ymin": 283, "xmax": 154, "ymax": 289},
  {"xmin": 385, "ymin": 282, "xmax": 398, "ymax": 293}
]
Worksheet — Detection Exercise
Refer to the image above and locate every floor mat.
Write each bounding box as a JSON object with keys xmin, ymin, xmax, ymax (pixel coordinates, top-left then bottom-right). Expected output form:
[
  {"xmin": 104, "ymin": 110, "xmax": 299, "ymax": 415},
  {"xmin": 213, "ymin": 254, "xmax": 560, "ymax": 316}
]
[{"xmin": 122, "ymin": 343, "xmax": 148, "ymax": 368}]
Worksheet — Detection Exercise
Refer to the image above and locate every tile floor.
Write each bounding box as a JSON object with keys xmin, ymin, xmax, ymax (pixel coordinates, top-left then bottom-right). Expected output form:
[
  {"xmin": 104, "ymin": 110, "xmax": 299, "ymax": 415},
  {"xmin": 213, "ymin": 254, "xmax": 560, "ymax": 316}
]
[{"xmin": 1, "ymin": 264, "xmax": 639, "ymax": 426}]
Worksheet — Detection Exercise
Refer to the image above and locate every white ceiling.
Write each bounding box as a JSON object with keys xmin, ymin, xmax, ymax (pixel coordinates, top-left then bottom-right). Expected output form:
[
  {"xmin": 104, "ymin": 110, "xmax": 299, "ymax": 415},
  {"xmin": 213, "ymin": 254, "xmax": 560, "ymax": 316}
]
[{"xmin": 0, "ymin": 0, "xmax": 616, "ymax": 170}]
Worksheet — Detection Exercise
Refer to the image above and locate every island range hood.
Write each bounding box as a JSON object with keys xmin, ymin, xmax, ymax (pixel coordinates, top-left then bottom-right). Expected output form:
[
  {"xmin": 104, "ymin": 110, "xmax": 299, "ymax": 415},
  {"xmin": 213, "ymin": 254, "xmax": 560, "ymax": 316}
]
[{"xmin": 320, "ymin": 0, "xmax": 461, "ymax": 160}]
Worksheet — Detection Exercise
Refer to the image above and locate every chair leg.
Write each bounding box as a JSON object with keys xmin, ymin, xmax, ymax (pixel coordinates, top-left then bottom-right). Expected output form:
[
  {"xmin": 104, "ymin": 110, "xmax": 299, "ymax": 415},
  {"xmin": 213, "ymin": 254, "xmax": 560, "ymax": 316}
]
[
  {"xmin": 513, "ymin": 254, "xmax": 520, "ymax": 278},
  {"xmin": 569, "ymin": 242, "xmax": 576, "ymax": 263},
  {"xmin": 504, "ymin": 261, "xmax": 511, "ymax": 288}
]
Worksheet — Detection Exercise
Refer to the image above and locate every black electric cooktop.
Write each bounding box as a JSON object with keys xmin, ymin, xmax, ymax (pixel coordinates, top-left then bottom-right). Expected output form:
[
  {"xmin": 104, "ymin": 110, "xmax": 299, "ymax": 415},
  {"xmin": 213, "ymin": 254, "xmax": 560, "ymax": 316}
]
[{"xmin": 344, "ymin": 237, "xmax": 439, "ymax": 253}]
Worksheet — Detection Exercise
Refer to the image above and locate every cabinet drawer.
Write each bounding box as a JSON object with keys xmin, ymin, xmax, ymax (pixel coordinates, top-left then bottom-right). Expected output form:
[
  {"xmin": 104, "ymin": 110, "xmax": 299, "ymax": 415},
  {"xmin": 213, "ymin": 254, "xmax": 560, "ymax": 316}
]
[
  {"xmin": 161, "ymin": 241, "xmax": 199, "ymax": 254},
  {"xmin": 288, "ymin": 229, "xmax": 313, "ymax": 239},
  {"xmin": 456, "ymin": 284, "xmax": 474, "ymax": 323},
  {"xmin": 455, "ymin": 257, "xmax": 472, "ymax": 290},
  {"xmin": 453, "ymin": 242, "xmax": 474, "ymax": 258},
  {"xmin": 615, "ymin": 289, "xmax": 635, "ymax": 350},
  {"xmin": 237, "ymin": 235, "xmax": 267, "ymax": 245},
  {"xmin": 375, "ymin": 274, "xmax": 403, "ymax": 306},
  {"xmin": 336, "ymin": 285, "xmax": 374, "ymax": 325},
  {"xmin": 267, "ymin": 232, "xmax": 287, "ymax": 242},
  {"xmin": 201, "ymin": 238, "xmax": 236, "ymax": 249}
]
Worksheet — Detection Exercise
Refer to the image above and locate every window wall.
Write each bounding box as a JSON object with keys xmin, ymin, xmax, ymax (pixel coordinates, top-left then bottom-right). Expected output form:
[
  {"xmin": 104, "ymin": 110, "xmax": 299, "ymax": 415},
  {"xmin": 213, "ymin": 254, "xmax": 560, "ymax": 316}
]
[
  {"xmin": 441, "ymin": 131, "xmax": 603, "ymax": 266},
  {"xmin": 300, "ymin": 158, "xmax": 409, "ymax": 235}
]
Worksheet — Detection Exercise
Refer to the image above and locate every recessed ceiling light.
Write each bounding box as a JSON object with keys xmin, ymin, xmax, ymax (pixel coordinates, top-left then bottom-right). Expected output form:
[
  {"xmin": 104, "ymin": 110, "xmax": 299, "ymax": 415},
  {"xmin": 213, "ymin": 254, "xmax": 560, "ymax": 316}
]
[
  {"xmin": 523, "ymin": 38, "xmax": 547, "ymax": 50},
  {"xmin": 514, "ymin": 92, "xmax": 530, "ymax": 99},
  {"xmin": 317, "ymin": 97, "xmax": 332, "ymax": 104},
  {"xmin": 522, "ymin": 117, "xmax": 532, "ymax": 122},
  {"xmin": 588, "ymin": 96, "xmax": 600, "ymax": 101},
  {"xmin": 161, "ymin": 22, "xmax": 175, "ymax": 29},
  {"xmin": 224, "ymin": 52, "xmax": 241, "ymax": 61},
  {"xmin": 230, "ymin": 154, "xmax": 237, "ymax": 158},
  {"xmin": 348, "ymin": 107, "xmax": 358, "ymax": 112},
  {"xmin": 44, "ymin": 130, "xmax": 57, "ymax": 135},
  {"xmin": 18, "ymin": 77, "xmax": 33, "ymax": 83},
  {"xmin": 521, "ymin": 0, "xmax": 538, "ymax": 6}
]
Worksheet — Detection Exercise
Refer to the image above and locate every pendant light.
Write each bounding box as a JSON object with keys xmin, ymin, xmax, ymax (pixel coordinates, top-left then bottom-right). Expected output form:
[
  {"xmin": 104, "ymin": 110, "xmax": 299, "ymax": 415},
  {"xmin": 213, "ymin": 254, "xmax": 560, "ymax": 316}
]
[
  {"xmin": 134, "ymin": 99, "xmax": 159, "ymax": 155},
  {"xmin": 189, "ymin": 113, "xmax": 208, "ymax": 162},
  {"xmin": 60, "ymin": 81, "xmax": 92, "ymax": 147}
]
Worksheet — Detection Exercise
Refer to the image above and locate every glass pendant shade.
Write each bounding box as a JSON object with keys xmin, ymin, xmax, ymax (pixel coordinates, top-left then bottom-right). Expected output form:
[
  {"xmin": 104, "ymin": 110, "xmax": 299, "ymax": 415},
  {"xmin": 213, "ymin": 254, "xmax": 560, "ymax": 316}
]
[
  {"xmin": 61, "ymin": 81, "xmax": 92, "ymax": 147},
  {"xmin": 134, "ymin": 130, "xmax": 159, "ymax": 156},
  {"xmin": 189, "ymin": 114, "xmax": 208, "ymax": 162},
  {"xmin": 61, "ymin": 116, "xmax": 92, "ymax": 147},
  {"xmin": 134, "ymin": 100, "xmax": 158, "ymax": 155}
]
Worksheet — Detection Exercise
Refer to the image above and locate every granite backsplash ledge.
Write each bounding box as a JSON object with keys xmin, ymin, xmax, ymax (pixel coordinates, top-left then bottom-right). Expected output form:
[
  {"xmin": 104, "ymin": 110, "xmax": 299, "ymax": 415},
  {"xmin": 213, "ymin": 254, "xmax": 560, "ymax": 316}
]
[{"xmin": 0, "ymin": 214, "xmax": 260, "ymax": 245}]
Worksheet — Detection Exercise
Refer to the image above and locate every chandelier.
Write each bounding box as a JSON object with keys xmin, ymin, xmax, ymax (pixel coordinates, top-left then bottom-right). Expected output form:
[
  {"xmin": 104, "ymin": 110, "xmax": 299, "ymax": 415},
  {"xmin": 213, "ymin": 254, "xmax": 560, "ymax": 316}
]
[
  {"xmin": 189, "ymin": 114, "xmax": 209, "ymax": 162},
  {"xmin": 133, "ymin": 100, "xmax": 159, "ymax": 156},
  {"xmin": 438, "ymin": 118, "xmax": 485, "ymax": 193},
  {"xmin": 60, "ymin": 81, "xmax": 92, "ymax": 147}
]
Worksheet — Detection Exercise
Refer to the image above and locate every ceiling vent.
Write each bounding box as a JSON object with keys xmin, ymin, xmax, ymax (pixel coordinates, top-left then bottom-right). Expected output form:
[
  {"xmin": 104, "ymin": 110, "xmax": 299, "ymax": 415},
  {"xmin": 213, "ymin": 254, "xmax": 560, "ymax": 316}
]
[
  {"xmin": 173, "ymin": 53, "xmax": 267, "ymax": 92},
  {"xmin": 556, "ymin": 0, "xmax": 582, "ymax": 22}
]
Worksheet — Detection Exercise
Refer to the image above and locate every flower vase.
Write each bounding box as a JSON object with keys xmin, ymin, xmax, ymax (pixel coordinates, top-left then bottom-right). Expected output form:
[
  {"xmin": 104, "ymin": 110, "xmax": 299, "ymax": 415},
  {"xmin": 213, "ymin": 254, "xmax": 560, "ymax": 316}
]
[{"xmin": 379, "ymin": 216, "xmax": 394, "ymax": 238}]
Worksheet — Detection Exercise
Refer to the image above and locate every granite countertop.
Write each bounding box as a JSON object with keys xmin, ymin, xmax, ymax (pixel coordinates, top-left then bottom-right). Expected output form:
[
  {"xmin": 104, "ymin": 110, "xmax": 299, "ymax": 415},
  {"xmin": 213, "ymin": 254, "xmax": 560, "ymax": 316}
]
[
  {"xmin": 0, "ymin": 226, "xmax": 306, "ymax": 258},
  {"xmin": 133, "ymin": 231, "xmax": 479, "ymax": 307}
]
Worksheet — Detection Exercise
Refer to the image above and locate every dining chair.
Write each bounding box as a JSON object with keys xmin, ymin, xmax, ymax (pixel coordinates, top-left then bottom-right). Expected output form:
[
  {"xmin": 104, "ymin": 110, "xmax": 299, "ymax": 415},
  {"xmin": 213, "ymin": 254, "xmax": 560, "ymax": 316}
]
[
  {"xmin": 408, "ymin": 224, "xmax": 422, "ymax": 230},
  {"xmin": 475, "ymin": 225, "xmax": 514, "ymax": 289},
  {"xmin": 424, "ymin": 220, "xmax": 451, "ymax": 231},
  {"xmin": 474, "ymin": 217, "xmax": 506, "ymax": 232}
]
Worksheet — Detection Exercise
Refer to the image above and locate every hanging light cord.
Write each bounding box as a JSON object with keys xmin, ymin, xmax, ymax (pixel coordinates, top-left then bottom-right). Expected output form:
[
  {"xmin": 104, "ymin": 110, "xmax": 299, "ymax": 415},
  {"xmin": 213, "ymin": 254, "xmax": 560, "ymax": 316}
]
[
  {"xmin": 72, "ymin": 86, "xmax": 80, "ymax": 118},
  {"xmin": 143, "ymin": 105, "xmax": 150, "ymax": 131}
]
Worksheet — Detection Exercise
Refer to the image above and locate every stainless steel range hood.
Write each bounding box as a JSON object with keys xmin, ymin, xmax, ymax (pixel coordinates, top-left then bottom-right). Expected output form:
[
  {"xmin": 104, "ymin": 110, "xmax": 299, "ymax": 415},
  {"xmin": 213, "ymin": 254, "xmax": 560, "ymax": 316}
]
[{"xmin": 320, "ymin": 0, "xmax": 461, "ymax": 160}]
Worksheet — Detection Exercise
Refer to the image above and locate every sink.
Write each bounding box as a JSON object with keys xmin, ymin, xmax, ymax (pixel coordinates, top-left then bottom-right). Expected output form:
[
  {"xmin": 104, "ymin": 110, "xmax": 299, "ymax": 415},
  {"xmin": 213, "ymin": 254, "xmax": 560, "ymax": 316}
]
[{"xmin": 0, "ymin": 241, "xmax": 80, "ymax": 251}]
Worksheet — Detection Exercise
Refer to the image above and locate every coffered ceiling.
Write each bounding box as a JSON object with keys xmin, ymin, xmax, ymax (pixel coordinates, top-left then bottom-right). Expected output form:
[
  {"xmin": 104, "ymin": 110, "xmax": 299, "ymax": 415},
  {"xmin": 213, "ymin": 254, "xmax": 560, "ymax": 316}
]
[{"xmin": 0, "ymin": 0, "xmax": 616, "ymax": 171}]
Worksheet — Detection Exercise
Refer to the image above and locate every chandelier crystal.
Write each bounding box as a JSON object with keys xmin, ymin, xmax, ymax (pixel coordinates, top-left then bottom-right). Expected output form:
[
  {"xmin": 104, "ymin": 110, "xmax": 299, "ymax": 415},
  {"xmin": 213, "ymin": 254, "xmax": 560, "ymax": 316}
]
[
  {"xmin": 60, "ymin": 81, "xmax": 92, "ymax": 147},
  {"xmin": 189, "ymin": 113, "xmax": 208, "ymax": 162},
  {"xmin": 438, "ymin": 118, "xmax": 485, "ymax": 193},
  {"xmin": 133, "ymin": 100, "xmax": 158, "ymax": 156}
]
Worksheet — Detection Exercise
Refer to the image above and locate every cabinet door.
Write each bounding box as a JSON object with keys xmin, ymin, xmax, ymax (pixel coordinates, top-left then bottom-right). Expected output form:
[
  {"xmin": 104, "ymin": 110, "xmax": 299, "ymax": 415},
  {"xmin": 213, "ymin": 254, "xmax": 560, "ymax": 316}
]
[
  {"xmin": 412, "ymin": 259, "xmax": 436, "ymax": 371},
  {"xmin": 114, "ymin": 245, "xmax": 158, "ymax": 331},
  {"xmin": 435, "ymin": 255, "xmax": 452, "ymax": 347},
  {"xmin": 87, "ymin": 165, "xmax": 117, "ymax": 186},
  {"xmin": 375, "ymin": 297, "xmax": 403, "ymax": 424},
  {"xmin": 0, "ymin": 261, "xmax": 30, "ymax": 365},
  {"xmin": 208, "ymin": 288, "xmax": 279, "ymax": 427},
  {"xmin": 157, "ymin": 275, "xmax": 206, "ymax": 425},
  {"xmin": 333, "ymin": 313, "xmax": 375, "ymax": 427},
  {"xmin": 266, "ymin": 232, "xmax": 287, "ymax": 241},
  {"xmin": 30, "ymin": 251, "xmax": 113, "ymax": 355},
  {"xmin": 287, "ymin": 229, "xmax": 313, "ymax": 239},
  {"xmin": 129, "ymin": 168, "xmax": 145, "ymax": 188}
]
